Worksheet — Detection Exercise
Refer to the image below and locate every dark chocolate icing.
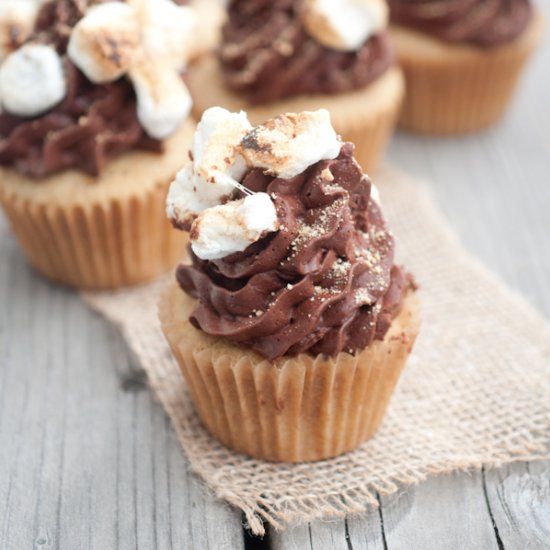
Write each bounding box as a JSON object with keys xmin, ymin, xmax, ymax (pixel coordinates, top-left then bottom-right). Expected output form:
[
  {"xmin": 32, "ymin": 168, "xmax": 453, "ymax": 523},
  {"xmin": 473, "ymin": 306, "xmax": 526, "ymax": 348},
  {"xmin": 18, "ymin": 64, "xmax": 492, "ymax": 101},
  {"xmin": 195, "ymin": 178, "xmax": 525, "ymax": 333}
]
[
  {"xmin": 220, "ymin": 0, "xmax": 394, "ymax": 104},
  {"xmin": 177, "ymin": 143, "xmax": 415, "ymax": 361},
  {"xmin": 0, "ymin": 0, "xmax": 161, "ymax": 178},
  {"xmin": 388, "ymin": 0, "xmax": 532, "ymax": 47}
]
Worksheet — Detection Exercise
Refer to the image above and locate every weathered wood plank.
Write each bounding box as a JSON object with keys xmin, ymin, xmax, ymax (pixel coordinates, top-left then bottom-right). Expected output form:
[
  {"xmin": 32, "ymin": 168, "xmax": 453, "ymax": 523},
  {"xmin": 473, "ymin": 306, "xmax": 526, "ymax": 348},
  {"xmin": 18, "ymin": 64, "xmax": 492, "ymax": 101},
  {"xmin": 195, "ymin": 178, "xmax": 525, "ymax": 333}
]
[
  {"xmin": 0, "ymin": 229, "xmax": 244, "ymax": 550},
  {"xmin": 346, "ymin": 507, "xmax": 386, "ymax": 550},
  {"xmin": 379, "ymin": 472, "xmax": 499, "ymax": 550},
  {"xmin": 271, "ymin": 513, "xmax": 386, "ymax": 550},
  {"xmin": 484, "ymin": 462, "xmax": 550, "ymax": 550}
]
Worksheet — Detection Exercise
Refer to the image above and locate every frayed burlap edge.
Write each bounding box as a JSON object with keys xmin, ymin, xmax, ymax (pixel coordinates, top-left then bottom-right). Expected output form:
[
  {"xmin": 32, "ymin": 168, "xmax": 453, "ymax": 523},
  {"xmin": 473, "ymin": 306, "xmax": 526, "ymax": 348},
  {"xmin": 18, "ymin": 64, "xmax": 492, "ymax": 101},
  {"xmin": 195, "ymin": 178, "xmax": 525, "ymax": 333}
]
[{"xmin": 83, "ymin": 166, "xmax": 550, "ymax": 536}]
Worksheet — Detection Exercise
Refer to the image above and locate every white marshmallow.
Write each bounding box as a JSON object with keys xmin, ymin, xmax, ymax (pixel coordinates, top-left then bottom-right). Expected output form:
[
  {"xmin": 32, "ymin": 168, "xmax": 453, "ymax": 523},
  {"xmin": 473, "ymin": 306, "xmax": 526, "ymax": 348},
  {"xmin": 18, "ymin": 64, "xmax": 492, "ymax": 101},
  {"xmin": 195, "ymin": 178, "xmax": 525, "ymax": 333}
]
[
  {"xmin": 190, "ymin": 193, "xmax": 279, "ymax": 260},
  {"xmin": 166, "ymin": 165, "xmax": 206, "ymax": 228},
  {"xmin": 167, "ymin": 163, "xmax": 244, "ymax": 229},
  {"xmin": 0, "ymin": 0, "xmax": 40, "ymax": 62},
  {"xmin": 67, "ymin": 2, "xmax": 141, "ymax": 84},
  {"xmin": 370, "ymin": 183, "xmax": 381, "ymax": 204},
  {"xmin": 240, "ymin": 110, "xmax": 341, "ymax": 179},
  {"xmin": 192, "ymin": 107, "xmax": 252, "ymax": 186},
  {"xmin": 188, "ymin": 0, "xmax": 227, "ymax": 59},
  {"xmin": 301, "ymin": 0, "xmax": 388, "ymax": 51},
  {"xmin": 133, "ymin": 0, "xmax": 197, "ymax": 71},
  {"xmin": 0, "ymin": 44, "xmax": 66, "ymax": 116},
  {"xmin": 129, "ymin": 53, "xmax": 192, "ymax": 139},
  {"xmin": 166, "ymin": 107, "xmax": 253, "ymax": 225}
]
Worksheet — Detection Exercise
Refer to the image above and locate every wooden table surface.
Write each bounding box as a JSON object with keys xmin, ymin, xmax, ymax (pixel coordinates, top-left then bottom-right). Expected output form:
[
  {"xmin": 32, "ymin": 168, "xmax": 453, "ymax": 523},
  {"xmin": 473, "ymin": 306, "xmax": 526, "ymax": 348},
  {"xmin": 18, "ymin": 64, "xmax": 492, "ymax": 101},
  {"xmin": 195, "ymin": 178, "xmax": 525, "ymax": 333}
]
[{"xmin": 1, "ymin": 11, "xmax": 549, "ymax": 550}]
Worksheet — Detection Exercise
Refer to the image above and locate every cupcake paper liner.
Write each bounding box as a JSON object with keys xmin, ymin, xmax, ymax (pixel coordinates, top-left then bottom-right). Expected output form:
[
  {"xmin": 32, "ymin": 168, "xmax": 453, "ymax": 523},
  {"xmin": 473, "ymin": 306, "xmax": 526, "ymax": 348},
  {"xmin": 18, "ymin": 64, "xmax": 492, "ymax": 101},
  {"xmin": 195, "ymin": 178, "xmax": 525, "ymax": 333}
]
[
  {"xmin": 391, "ymin": 11, "xmax": 544, "ymax": 135},
  {"xmin": 0, "ymin": 182, "xmax": 187, "ymax": 290},
  {"xmin": 0, "ymin": 120, "xmax": 195, "ymax": 290},
  {"xmin": 188, "ymin": 58, "xmax": 405, "ymax": 174},
  {"xmin": 159, "ymin": 283, "xmax": 420, "ymax": 463}
]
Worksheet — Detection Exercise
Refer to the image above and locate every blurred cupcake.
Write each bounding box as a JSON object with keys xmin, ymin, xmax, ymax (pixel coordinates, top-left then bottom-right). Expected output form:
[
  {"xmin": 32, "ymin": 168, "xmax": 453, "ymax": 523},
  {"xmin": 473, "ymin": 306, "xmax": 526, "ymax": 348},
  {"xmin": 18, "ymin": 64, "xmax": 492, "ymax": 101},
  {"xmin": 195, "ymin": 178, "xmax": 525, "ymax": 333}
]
[
  {"xmin": 159, "ymin": 107, "xmax": 419, "ymax": 462},
  {"xmin": 0, "ymin": 0, "xmax": 198, "ymax": 289},
  {"xmin": 188, "ymin": 0, "xmax": 405, "ymax": 173},
  {"xmin": 388, "ymin": 0, "xmax": 543, "ymax": 134},
  {"xmin": 189, "ymin": 0, "xmax": 227, "ymax": 59}
]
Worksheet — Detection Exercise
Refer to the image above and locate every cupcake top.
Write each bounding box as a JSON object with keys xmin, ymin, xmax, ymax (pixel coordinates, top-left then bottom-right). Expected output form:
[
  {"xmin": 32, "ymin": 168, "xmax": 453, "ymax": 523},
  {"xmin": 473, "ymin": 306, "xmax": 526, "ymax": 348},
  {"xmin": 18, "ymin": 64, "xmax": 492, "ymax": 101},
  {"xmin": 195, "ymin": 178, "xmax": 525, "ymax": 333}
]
[
  {"xmin": 388, "ymin": 0, "xmax": 532, "ymax": 47},
  {"xmin": 0, "ymin": 0, "xmax": 196, "ymax": 178},
  {"xmin": 167, "ymin": 107, "xmax": 414, "ymax": 361},
  {"xmin": 220, "ymin": 0, "xmax": 394, "ymax": 104}
]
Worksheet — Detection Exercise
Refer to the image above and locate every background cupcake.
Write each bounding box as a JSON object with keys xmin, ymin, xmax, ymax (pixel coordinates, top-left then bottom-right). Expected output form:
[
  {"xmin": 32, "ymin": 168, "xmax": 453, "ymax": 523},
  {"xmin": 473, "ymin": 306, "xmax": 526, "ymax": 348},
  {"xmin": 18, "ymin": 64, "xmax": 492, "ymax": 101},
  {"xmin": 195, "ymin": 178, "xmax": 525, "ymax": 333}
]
[
  {"xmin": 188, "ymin": 0, "xmax": 405, "ymax": 173},
  {"xmin": 0, "ymin": 0, "xmax": 198, "ymax": 289},
  {"xmin": 189, "ymin": 0, "xmax": 227, "ymax": 59},
  {"xmin": 160, "ymin": 107, "xmax": 419, "ymax": 462},
  {"xmin": 388, "ymin": 0, "xmax": 543, "ymax": 134}
]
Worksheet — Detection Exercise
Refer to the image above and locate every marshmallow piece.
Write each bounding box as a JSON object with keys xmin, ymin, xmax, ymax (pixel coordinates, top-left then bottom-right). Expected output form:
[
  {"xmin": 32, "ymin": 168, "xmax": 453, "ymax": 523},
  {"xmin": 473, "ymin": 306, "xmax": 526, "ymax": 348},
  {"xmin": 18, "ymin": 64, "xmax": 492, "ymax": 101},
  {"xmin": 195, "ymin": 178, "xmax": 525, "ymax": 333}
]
[
  {"xmin": 68, "ymin": 2, "xmax": 140, "ymax": 84},
  {"xmin": 188, "ymin": 0, "xmax": 227, "ymax": 59},
  {"xmin": 370, "ymin": 183, "xmax": 381, "ymax": 204},
  {"xmin": 240, "ymin": 110, "xmax": 341, "ymax": 179},
  {"xmin": 166, "ymin": 107, "xmax": 252, "ymax": 226},
  {"xmin": 0, "ymin": 0, "xmax": 40, "ymax": 62},
  {"xmin": 129, "ymin": 53, "xmax": 192, "ymax": 139},
  {"xmin": 166, "ymin": 164, "xmax": 236, "ymax": 229},
  {"xmin": 301, "ymin": 0, "xmax": 388, "ymax": 51},
  {"xmin": 133, "ymin": 0, "xmax": 197, "ymax": 71},
  {"xmin": 192, "ymin": 106, "xmax": 252, "ymax": 186},
  {"xmin": 190, "ymin": 193, "xmax": 279, "ymax": 260},
  {"xmin": 0, "ymin": 44, "xmax": 66, "ymax": 116}
]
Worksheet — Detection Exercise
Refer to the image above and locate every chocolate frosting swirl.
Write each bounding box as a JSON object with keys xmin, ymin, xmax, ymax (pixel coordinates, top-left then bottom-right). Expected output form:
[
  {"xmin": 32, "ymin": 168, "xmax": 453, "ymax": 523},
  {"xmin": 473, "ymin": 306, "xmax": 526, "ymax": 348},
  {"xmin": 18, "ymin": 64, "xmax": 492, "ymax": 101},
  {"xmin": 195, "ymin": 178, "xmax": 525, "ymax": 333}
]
[
  {"xmin": 388, "ymin": 0, "xmax": 532, "ymax": 47},
  {"xmin": 220, "ymin": 0, "xmax": 394, "ymax": 104},
  {"xmin": 0, "ymin": 0, "xmax": 161, "ymax": 178},
  {"xmin": 177, "ymin": 144, "xmax": 414, "ymax": 361}
]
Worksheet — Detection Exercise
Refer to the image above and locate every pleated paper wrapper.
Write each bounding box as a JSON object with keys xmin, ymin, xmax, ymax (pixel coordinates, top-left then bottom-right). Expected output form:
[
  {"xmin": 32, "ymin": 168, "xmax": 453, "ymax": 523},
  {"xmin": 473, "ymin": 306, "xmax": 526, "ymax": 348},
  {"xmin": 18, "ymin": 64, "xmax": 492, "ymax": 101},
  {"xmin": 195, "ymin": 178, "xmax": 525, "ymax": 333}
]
[
  {"xmin": 0, "ymin": 179, "xmax": 186, "ymax": 290},
  {"xmin": 392, "ymin": 11, "xmax": 543, "ymax": 134},
  {"xmin": 84, "ymin": 166, "xmax": 550, "ymax": 535}
]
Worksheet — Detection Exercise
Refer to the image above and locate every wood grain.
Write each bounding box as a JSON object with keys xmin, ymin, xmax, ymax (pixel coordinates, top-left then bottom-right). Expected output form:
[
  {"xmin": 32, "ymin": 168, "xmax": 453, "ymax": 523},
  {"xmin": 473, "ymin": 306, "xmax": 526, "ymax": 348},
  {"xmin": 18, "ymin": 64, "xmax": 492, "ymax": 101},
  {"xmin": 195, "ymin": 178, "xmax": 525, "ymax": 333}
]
[{"xmin": 0, "ymin": 229, "xmax": 244, "ymax": 549}]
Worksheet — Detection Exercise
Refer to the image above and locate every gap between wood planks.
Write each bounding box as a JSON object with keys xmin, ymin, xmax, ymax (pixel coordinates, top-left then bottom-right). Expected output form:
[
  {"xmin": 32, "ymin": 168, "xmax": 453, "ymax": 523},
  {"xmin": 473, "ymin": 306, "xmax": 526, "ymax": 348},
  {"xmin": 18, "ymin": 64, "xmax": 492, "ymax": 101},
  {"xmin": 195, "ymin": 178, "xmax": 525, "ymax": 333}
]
[{"xmin": 243, "ymin": 514, "xmax": 271, "ymax": 550}]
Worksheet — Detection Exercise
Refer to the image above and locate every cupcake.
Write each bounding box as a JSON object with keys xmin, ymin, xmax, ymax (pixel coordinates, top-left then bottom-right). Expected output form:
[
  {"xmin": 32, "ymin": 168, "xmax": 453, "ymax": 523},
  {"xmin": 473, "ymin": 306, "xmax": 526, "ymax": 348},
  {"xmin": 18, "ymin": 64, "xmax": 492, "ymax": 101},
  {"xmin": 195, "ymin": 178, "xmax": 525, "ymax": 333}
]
[
  {"xmin": 187, "ymin": 0, "xmax": 405, "ymax": 173},
  {"xmin": 0, "ymin": 0, "xmax": 199, "ymax": 289},
  {"xmin": 159, "ymin": 107, "xmax": 419, "ymax": 462},
  {"xmin": 388, "ymin": 0, "xmax": 543, "ymax": 134},
  {"xmin": 189, "ymin": 0, "xmax": 227, "ymax": 59}
]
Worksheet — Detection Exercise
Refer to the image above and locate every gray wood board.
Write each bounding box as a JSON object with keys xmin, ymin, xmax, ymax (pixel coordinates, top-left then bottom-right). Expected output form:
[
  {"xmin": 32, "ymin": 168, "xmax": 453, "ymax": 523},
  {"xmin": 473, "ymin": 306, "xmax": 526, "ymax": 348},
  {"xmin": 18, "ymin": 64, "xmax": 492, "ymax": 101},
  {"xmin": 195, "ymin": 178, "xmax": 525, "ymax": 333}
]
[{"xmin": 0, "ymin": 234, "xmax": 245, "ymax": 549}]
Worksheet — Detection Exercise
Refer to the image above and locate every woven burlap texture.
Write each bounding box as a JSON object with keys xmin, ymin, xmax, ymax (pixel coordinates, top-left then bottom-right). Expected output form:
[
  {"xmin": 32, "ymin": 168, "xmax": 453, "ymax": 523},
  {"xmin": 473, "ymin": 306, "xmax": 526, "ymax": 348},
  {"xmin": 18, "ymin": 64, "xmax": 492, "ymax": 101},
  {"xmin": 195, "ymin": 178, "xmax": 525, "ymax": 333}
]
[{"xmin": 83, "ymin": 166, "xmax": 550, "ymax": 536}]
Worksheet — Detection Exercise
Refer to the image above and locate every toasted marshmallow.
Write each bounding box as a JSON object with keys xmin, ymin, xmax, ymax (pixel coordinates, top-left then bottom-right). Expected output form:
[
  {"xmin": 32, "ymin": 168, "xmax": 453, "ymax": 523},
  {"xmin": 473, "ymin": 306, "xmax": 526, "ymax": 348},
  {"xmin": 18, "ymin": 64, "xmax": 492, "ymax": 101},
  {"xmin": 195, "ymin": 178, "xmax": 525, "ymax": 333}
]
[
  {"xmin": 0, "ymin": 0, "xmax": 40, "ymax": 62},
  {"xmin": 68, "ymin": 2, "xmax": 140, "ymax": 84},
  {"xmin": 192, "ymin": 107, "xmax": 252, "ymax": 186},
  {"xmin": 167, "ymin": 164, "xmax": 243, "ymax": 229},
  {"xmin": 370, "ymin": 183, "xmax": 381, "ymax": 204},
  {"xmin": 301, "ymin": 0, "xmax": 388, "ymax": 51},
  {"xmin": 190, "ymin": 193, "xmax": 279, "ymax": 260},
  {"xmin": 166, "ymin": 107, "xmax": 252, "ymax": 226},
  {"xmin": 134, "ymin": 0, "xmax": 197, "ymax": 71},
  {"xmin": 0, "ymin": 44, "xmax": 66, "ymax": 116},
  {"xmin": 240, "ymin": 110, "xmax": 341, "ymax": 179},
  {"xmin": 129, "ymin": 53, "xmax": 192, "ymax": 139}
]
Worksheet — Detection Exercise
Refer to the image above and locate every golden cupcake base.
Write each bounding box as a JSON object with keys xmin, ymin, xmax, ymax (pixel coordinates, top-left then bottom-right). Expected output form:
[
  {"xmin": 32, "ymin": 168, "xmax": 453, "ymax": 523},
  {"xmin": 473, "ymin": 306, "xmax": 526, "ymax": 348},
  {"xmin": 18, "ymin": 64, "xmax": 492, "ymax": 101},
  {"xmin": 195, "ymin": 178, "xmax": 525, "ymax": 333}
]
[
  {"xmin": 0, "ymin": 120, "xmax": 196, "ymax": 290},
  {"xmin": 187, "ymin": 58, "xmax": 405, "ymax": 175},
  {"xmin": 391, "ymin": 10, "xmax": 544, "ymax": 135},
  {"xmin": 159, "ymin": 283, "xmax": 420, "ymax": 463}
]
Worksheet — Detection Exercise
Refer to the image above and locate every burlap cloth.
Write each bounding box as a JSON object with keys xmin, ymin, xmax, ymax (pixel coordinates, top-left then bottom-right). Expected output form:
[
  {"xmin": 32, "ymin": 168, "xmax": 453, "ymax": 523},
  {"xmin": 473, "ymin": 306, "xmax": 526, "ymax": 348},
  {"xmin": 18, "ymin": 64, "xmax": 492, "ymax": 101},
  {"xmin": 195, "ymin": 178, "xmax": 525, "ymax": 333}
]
[{"xmin": 83, "ymin": 166, "xmax": 550, "ymax": 535}]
